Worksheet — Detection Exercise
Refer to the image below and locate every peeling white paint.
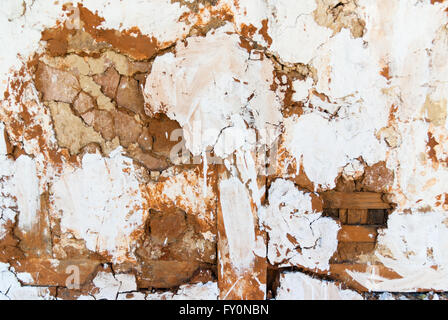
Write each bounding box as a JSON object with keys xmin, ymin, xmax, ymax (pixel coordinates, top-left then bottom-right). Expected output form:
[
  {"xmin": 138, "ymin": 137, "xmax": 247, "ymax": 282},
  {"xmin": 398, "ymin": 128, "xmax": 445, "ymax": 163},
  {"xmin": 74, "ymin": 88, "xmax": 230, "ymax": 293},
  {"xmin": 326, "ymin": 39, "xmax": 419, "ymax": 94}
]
[
  {"xmin": 219, "ymin": 177, "xmax": 257, "ymax": 273},
  {"xmin": 146, "ymin": 281, "xmax": 218, "ymax": 300},
  {"xmin": 276, "ymin": 271, "xmax": 363, "ymax": 300},
  {"xmin": 228, "ymin": 0, "xmax": 332, "ymax": 64},
  {"xmin": 81, "ymin": 0, "xmax": 191, "ymax": 46},
  {"xmin": 260, "ymin": 179, "xmax": 339, "ymax": 271},
  {"xmin": 144, "ymin": 25, "xmax": 282, "ymax": 158},
  {"xmin": 50, "ymin": 149, "xmax": 147, "ymax": 263}
]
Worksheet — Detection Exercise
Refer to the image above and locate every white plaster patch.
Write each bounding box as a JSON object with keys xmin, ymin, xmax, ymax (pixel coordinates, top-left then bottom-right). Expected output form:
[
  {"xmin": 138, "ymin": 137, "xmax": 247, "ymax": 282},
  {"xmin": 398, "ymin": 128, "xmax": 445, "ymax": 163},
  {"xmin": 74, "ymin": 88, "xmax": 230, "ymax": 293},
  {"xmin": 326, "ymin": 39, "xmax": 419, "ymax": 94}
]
[
  {"xmin": 219, "ymin": 177, "xmax": 257, "ymax": 273},
  {"xmin": 0, "ymin": 262, "xmax": 52, "ymax": 300},
  {"xmin": 283, "ymin": 113, "xmax": 386, "ymax": 189},
  {"xmin": 228, "ymin": 0, "xmax": 333, "ymax": 64},
  {"xmin": 146, "ymin": 281, "xmax": 218, "ymax": 300},
  {"xmin": 12, "ymin": 155, "xmax": 39, "ymax": 232},
  {"xmin": 153, "ymin": 168, "xmax": 216, "ymax": 227},
  {"xmin": 276, "ymin": 271, "xmax": 363, "ymax": 300},
  {"xmin": 91, "ymin": 271, "xmax": 121, "ymax": 300},
  {"xmin": 50, "ymin": 149, "xmax": 148, "ymax": 263},
  {"xmin": 144, "ymin": 25, "xmax": 282, "ymax": 158},
  {"xmin": 349, "ymin": 211, "xmax": 448, "ymax": 292},
  {"xmin": 259, "ymin": 179, "xmax": 339, "ymax": 271},
  {"xmin": 292, "ymin": 78, "xmax": 313, "ymax": 102}
]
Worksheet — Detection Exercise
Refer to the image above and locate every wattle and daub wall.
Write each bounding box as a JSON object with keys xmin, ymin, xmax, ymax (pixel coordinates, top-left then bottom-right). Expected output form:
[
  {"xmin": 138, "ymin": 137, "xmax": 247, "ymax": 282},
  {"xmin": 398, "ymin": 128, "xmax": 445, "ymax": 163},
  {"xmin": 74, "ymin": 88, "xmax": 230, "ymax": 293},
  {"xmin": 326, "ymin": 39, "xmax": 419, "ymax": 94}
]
[{"xmin": 1, "ymin": 0, "xmax": 448, "ymax": 300}]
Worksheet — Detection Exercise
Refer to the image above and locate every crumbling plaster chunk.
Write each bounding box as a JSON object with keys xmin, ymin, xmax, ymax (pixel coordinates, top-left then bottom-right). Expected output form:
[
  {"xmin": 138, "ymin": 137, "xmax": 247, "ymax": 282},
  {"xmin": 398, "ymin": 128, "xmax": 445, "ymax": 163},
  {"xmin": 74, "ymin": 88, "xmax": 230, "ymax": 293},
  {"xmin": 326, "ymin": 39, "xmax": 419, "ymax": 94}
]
[
  {"xmin": 260, "ymin": 179, "xmax": 339, "ymax": 271},
  {"xmin": 283, "ymin": 113, "xmax": 386, "ymax": 189},
  {"xmin": 0, "ymin": 263, "xmax": 52, "ymax": 300},
  {"xmin": 357, "ymin": 0, "xmax": 447, "ymax": 122},
  {"xmin": 144, "ymin": 25, "xmax": 283, "ymax": 157},
  {"xmin": 276, "ymin": 271, "xmax": 363, "ymax": 300},
  {"xmin": 349, "ymin": 211, "xmax": 448, "ymax": 292},
  {"xmin": 35, "ymin": 63, "xmax": 81, "ymax": 103},
  {"xmin": 0, "ymin": 0, "xmax": 81, "ymax": 95},
  {"xmin": 81, "ymin": 0, "xmax": 191, "ymax": 46},
  {"xmin": 219, "ymin": 176, "xmax": 260, "ymax": 272},
  {"xmin": 50, "ymin": 149, "xmax": 148, "ymax": 263},
  {"xmin": 392, "ymin": 120, "xmax": 448, "ymax": 210},
  {"xmin": 84, "ymin": 271, "xmax": 139, "ymax": 300},
  {"xmin": 146, "ymin": 281, "xmax": 218, "ymax": 300}
]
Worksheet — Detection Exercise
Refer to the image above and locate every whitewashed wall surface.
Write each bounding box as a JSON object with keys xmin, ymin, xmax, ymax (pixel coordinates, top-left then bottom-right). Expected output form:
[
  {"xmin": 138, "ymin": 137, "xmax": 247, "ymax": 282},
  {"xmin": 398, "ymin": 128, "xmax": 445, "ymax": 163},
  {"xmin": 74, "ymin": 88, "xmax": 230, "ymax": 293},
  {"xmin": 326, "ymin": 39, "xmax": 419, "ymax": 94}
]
[{"xmin": 0, "ymin": 0, "xmax": 447, "ymax": 300}]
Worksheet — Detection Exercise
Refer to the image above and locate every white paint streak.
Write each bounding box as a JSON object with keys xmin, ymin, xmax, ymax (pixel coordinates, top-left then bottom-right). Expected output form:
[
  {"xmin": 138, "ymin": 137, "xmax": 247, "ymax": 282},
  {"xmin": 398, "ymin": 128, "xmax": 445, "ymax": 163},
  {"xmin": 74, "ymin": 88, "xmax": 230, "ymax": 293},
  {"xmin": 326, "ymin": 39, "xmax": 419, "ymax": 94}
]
[{"xmin": 51, "ymin": 149, "xmax": 147, "ymax": 263}]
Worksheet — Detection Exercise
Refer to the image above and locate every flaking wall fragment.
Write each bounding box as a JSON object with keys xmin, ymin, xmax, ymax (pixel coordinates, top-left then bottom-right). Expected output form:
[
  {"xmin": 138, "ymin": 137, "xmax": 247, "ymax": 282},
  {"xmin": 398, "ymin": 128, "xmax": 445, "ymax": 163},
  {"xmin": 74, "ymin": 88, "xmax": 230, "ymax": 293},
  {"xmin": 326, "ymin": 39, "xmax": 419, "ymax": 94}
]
[{"xmin": 1, "ymin": 0, "xmax": 448, "ymax": 300}]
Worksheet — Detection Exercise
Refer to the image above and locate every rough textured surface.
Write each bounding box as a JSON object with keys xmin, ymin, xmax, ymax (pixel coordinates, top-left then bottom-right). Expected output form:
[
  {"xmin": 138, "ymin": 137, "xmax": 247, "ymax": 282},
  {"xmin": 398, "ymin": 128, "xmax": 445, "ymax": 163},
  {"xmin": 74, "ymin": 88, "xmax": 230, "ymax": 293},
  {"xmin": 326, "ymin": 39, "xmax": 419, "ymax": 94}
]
[{"xmin": 1, "ymin": 0, "xmax": 448, "ymax": 300}]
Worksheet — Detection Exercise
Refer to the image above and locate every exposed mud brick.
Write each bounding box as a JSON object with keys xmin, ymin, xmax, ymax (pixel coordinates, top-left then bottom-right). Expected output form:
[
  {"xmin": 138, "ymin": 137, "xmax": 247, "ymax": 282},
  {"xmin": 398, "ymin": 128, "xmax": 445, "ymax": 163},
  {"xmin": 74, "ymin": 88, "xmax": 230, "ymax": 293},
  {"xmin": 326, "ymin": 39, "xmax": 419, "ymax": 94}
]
[
  {"xmin": 116, "ymin": 77, "xmax": 145, "ymax": 115},
  {"xmin": 338, "ymin": 225, "xmax": 377, "ymax": 242},
  {"xmin": 35, "ymin": 63, "xmax": 80, "ymax": 103},
  {"xmin": 346, "ymin": 209, "xmax": 369, "ymax": 225},
  {"xmin": 144, "ymin": 166, "xmax": 217, "ymax": 236},
  {"xmin": 134, "ymin": 72, "xmax": 148, "ymax": 88},
  {"xmin": 321, "ymin": 192, "xmax": 391, "ymax": 209},
  {"xmin": 129, "ymin": 61, "xmax": 151, "ymax": 75},
  {"xmin": 362, "ymin": 161, "xmax": 394, "ymax": 193},
  {"xmin": 189, "ymin": 268, "xmax": 216, "ymax": 284},
  {"xmin": 67, "ymin": 28, "xmax": 112, "ymax": 55},
  {"xmin": 113, "ymin": 110, "xmax": 142, "ymax": 147},
  {"xmin": 137, "ymin": 260, "xmax": 200, "ymax": 288},
  {"xmin": 73, "ymin": 91, "xmax": 95, "ymax": 115},
  {"xmin": 323, "ymin": 208, "xmax": 339, "ymax": 220},
  {"xmin": 41, "ymin": 27, "xmax": 73, "ymax": 57},
  {"xmin": 93, "ymin": 66, "xmax": 120, "ymax": 99}
]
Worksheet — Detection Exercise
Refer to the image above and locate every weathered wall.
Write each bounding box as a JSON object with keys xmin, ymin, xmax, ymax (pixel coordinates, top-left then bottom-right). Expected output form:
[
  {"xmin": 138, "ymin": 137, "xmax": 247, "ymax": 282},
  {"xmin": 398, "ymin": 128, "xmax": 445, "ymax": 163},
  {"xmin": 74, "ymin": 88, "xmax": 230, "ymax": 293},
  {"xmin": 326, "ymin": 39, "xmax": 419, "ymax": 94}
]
[{"xmin": 0, "ymin": 0, "xmax": 448, "ymax": 300}]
